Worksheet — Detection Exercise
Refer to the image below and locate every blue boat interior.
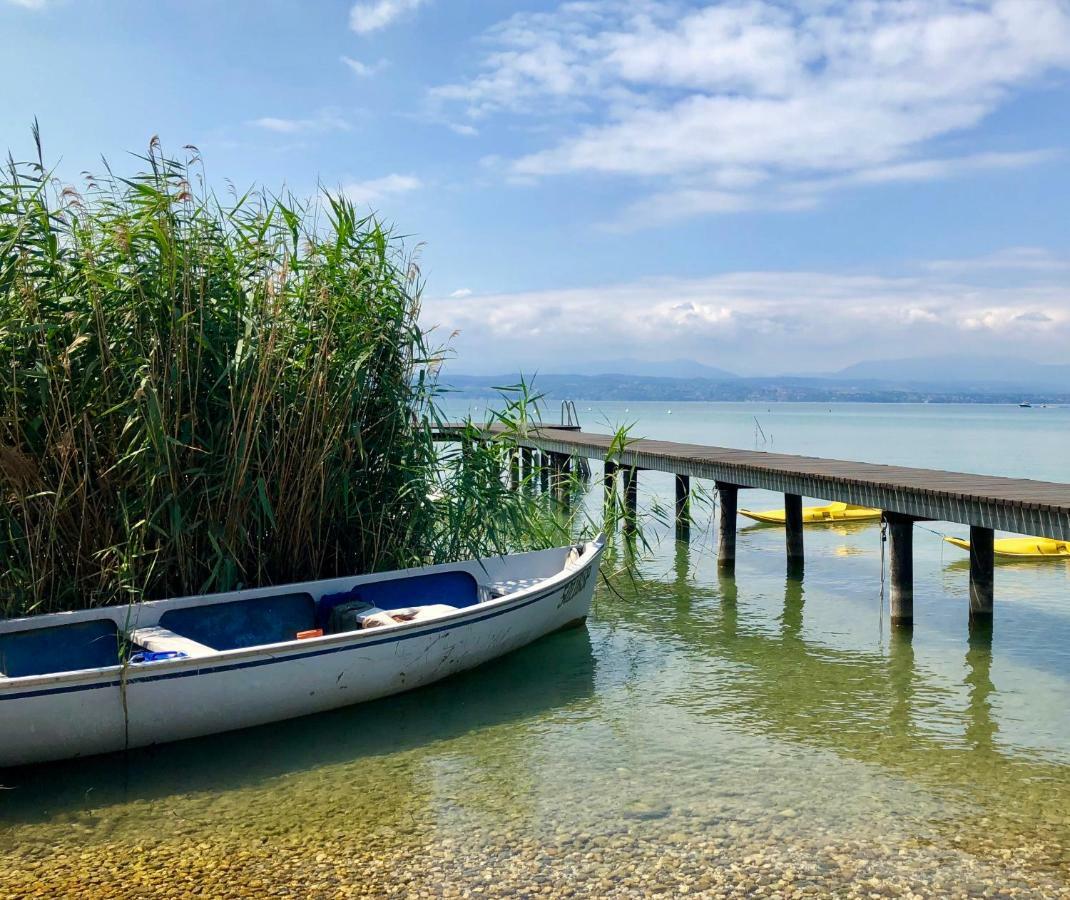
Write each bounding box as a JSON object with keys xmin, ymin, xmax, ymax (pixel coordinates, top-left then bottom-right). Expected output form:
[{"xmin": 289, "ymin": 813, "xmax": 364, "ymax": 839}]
[
  {"xmin": 160, "ymin": 592, "xmax": 317, "ymax": 651},
  {"xmin": 0, "ymin": 619, "xmax": 121, "ymax": 678},
  {"xmin": 316, "ymin": 570, "xmax": 479, "ymax": 629},
  {"xmin": 159, "ymin": 570, "xmax": 481, "ymax": 651},
  {"xmin": 0, "ymin": 569, "xmax": 485, "ymax": 674}
]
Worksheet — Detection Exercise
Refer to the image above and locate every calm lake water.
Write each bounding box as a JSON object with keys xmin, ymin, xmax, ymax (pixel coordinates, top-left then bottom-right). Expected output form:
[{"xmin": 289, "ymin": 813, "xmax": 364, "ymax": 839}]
[{"xmin": 2, "ymin": 402, "xmax": 1069, "ymax": 898}]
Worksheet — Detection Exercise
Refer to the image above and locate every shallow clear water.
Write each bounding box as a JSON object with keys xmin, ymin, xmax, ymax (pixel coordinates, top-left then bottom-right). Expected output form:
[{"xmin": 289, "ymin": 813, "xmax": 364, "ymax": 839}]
[{"xmin": 2, "ymin": 402, "xmax": 1069, "ymax": 898}]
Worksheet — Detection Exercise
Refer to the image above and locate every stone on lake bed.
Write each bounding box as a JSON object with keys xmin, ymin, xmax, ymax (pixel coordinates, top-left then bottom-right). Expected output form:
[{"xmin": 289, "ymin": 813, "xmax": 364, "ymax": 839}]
[{"xmin": 621, "ymin": 801, "xmax": 672, "ymax": 820}]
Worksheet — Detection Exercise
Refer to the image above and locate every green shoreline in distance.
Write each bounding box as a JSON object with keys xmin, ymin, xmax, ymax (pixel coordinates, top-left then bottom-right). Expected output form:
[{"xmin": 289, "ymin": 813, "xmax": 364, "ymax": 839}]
[{"xmin": 442, "ymin": 372, "xmax": 1069, "ymax": 404}]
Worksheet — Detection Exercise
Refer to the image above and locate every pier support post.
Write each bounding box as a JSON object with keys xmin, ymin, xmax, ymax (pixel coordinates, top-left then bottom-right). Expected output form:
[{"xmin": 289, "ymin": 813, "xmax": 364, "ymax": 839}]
[
  {"xmin": 969, "ymin": 525, "xmax": 994, "ymax": 623},
  {"xmin": 716, "ymin": 482, "xmax": 738, "ymax": 570},
  {"xmin": 885, "ymin": 513, "xmax": 915, "ymax": 628},
  {"xmin": 521, "ymin": 448, "xmax": 534, "ymax": 488},
  {"xmin": 675, "ymin": 475, "xmax": 691, "ymax": 534},
  {"xmin": 539, "ymin": 451, "xmax": 549, "ymax": 493},
  {"xmin": 557, "ymin": 454, "xmax": 574, "ymax": 504},
  {"xmin": 785, "ymin": 493, "xmax": 804, "ymax": 576},
  {"xmin": 509, "ymin": 449, "xmax": 520, "ymax": 490},
  {"xmin": 623, "ymin": 466, "xmax": 638, "ymax": 530},
  {"xmin": 603, "ymin": 460, "xmax": 618, "ymax": 506}
]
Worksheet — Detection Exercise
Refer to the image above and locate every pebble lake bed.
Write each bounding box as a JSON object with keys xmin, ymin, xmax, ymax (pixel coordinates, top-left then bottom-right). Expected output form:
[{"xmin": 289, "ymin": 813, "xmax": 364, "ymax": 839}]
[{"xmin": 3, "ymin": 402, "xmax": 1070, "ymax": 898}]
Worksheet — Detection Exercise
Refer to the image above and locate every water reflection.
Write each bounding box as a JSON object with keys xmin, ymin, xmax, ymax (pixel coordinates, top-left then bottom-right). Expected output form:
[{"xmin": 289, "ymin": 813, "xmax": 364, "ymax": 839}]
[
  {"xmin": 779, "ymin": 575, "xmax": 805, "ymax": 640},
  {"xmin": 0, "ymin": 627, "xmax": 597, "ymax": 827},
  {"xmin": 965, "ymin": 620, "xmax": 996, "ymax": 754},
  {"xmin": 888, "ymin": 629, "xmax": 915, "ymax": 745},
  {"xmin": 601, "ymin": 537, "xmax": 1070, "ymax": 869}
]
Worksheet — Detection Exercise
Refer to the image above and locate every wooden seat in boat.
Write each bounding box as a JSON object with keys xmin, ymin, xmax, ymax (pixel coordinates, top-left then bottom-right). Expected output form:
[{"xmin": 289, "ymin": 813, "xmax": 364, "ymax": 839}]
[
  {"xmin": 129, "ymin": 626, "xmax": 216, "ymax": 659},
  {"xmin": 316, "ymin": 570, "xmax": 479, "ymax": 628}
]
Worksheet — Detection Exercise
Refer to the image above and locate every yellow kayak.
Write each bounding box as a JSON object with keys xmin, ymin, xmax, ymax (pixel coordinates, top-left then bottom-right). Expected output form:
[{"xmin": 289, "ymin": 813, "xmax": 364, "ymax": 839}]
[
  {"xmin": 945, "ymin": 536, "xmax": 1070, "ymax": 558},
  {"xmin": 739, "ymin": 501, "xmax": 882, "ymax": 525}
]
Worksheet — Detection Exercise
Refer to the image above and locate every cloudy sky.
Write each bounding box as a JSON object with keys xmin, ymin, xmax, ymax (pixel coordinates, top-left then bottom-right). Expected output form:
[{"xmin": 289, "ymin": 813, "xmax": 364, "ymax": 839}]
[{"xmin": 3, "ymin": 0, "xmax": 1069, "ymax": 374}]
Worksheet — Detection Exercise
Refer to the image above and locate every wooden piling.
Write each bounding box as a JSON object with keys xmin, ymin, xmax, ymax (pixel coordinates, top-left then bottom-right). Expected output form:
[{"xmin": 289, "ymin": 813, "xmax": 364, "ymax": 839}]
[
  {"xmin": 550, "ymin": 453, "xmax": 572, "ymax": 499},
  {"xmin": 885, "ymin": 513, "xmax": 914, "ymax": 628},
  {"xmin": 538, "ymin": 451, "xmax": 549, "ymax": 493},
  {"xmin": 675, "ymin": 475, "xmax": 691, "ymax": 531},
  {"xmin": 716, "ymin": 482, "xmax": 738, "ymax": 570},
  {"xmin": 508, "ymin": 449, "xmax": 520, "ymax": 490},
  {"xmin": 784, "ymin": 493, "xmax": 804, "ymax": 574},
  {"xmin": 623, "ymin": 466, "xmax": 638, "ymax": 525},
  {"xmin": 969, "ymin": 525, "xmax": 994, "ymax": 622},
  {"xmin": 603, "ymin": 460, "xmax": 618, "ymax": 506}
]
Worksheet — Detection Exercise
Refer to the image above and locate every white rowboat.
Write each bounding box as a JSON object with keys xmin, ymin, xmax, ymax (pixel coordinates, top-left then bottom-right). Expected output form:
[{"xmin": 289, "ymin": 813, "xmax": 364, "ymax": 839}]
[{"xmin": 0, "ymin": 537, "xmax": 605, "ymax": 768}]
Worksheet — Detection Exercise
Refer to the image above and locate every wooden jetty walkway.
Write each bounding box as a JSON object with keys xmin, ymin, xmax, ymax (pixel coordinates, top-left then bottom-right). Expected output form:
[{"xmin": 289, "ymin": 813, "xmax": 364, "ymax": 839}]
[{"xmin": 436, "ymin": 423, "xmax": 1070, "ymax": 630}]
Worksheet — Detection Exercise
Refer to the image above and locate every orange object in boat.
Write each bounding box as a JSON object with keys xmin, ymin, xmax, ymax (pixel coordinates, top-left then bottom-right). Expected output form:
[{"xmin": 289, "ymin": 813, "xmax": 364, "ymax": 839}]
[{"xmin": 296, "ymin": 628, "xmax": 324, "ymax": 640}]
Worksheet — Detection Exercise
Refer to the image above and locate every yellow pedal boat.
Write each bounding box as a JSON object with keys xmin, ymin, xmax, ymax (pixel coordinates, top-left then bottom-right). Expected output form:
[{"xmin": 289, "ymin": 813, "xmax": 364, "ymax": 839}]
[
  {"xmin": 944, "ymin": 536, "xmax": 1070, "ymax": 558},
  {"xmin": 738, "ymin": 501, "xmax": 882, "ymax": 525}
]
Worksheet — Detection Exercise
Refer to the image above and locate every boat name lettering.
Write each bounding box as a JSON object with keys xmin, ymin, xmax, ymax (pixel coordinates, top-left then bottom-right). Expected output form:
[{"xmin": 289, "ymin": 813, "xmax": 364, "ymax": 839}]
[{"xmin": 558, "ymin": 566, "xmax": 591, "ymax": 608}]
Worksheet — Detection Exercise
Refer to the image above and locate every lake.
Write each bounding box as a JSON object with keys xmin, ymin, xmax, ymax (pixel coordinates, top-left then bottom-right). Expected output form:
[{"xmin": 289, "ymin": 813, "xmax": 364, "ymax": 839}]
[{"xmin": 2, "ymin": 401, "xmax": 1069, "ymax": 898}]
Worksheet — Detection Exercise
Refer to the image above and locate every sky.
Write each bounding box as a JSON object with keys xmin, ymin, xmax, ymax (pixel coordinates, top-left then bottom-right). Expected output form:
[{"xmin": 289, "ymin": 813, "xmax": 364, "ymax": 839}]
[{"xmin": 2, "ymin": 0, "xmax": 1069, "ymax": 375}]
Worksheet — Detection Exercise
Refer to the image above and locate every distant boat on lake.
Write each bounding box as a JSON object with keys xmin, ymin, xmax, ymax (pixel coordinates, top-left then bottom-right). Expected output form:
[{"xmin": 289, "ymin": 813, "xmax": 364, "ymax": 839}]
[
  {"xmin": 1019, "ymin": 401, "xmax": 1032, "ymax": 408},
  {"xmin": 0, "ymin": 538, "xmax": 605, "ymax": 768}
]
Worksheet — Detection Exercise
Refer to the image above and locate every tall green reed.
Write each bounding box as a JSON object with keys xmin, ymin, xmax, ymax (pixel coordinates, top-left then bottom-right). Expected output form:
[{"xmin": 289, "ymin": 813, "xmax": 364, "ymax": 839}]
[
  {"xmin": 1, "ymin": 134, "xmax": 650, "ymax": 620},
  {"xmin": 0, "ymin": 137, "xmax": 580, "ymax": 619}
]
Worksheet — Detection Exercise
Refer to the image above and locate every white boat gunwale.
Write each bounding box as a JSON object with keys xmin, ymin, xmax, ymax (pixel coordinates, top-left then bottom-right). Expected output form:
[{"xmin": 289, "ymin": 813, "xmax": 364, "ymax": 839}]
[{"xmin": 0, "ymin": 538, "xmax": 603, "ymax": 697}]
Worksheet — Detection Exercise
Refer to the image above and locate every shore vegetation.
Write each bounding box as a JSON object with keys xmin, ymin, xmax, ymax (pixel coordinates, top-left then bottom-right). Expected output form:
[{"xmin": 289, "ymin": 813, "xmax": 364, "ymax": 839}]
[{"xmin": 0, "ymin": 135, "xmax": 617, "ymax": 619}]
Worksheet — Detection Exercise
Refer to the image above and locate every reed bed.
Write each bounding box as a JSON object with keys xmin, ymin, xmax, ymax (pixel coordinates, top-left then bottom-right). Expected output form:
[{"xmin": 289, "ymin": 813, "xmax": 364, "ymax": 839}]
[{"xmin": 0, "ymin": 136, "xmax": 569, "ymax": 619}]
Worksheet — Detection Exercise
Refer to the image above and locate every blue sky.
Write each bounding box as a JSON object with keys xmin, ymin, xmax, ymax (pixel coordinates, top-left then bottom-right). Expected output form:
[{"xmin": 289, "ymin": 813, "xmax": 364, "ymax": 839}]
[{"xmin": 3, "ymin": 0, "xmax": 1070, "ymax": 374}]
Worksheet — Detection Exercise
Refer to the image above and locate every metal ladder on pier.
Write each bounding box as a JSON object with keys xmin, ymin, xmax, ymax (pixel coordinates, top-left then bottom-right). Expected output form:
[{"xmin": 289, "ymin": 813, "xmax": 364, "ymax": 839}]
[{"xmin": 559, "ymin": 400, "xmax": 590, "ymax": 479}]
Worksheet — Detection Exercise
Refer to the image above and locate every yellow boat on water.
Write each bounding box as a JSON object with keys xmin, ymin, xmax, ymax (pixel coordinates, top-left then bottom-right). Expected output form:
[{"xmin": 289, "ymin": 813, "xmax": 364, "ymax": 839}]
[
  {"xmin": 944, "ymin": 536, "xmax": 1070, "ymax": 558},
  {"xmin": 739, "ymin": 501, "xmax": 882, "ymax": 525}
]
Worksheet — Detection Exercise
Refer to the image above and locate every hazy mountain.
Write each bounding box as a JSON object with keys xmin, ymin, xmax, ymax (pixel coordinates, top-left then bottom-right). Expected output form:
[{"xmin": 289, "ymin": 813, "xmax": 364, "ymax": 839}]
[
  {"xmin": 440, "ymin": 355, "xmax": 1070, "ymax": 402},
  {"xmin": 440, "ymin": 373, "xmax": 1070, "ymax": 404},
  {"xmin": 828, "ymin": 356, "xmax": 1070, "ymax": 390}
]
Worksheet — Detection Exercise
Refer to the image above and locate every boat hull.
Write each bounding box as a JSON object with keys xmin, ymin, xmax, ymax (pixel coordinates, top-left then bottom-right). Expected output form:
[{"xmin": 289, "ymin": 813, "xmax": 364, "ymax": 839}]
[
  {"xmin": 739, "ymin": 502, "xmax": 881, "ymax": 525},
  {"xmin": 0, "ymin": 540, "xmax": 603, "ymax": 768},
  {"xmin": 945, "ymin": 536, "xmax": 1070, "ymax": 559}
]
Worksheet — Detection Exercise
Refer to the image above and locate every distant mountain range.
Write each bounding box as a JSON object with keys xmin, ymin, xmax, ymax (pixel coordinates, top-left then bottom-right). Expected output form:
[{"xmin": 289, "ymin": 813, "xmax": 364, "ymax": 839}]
[
  {"xmin": 822, "ymin": 356, "xmax": 1070, "ymax": 391},
  {"xmin": 441, "ymin": 356, "xmax": 1070, "ymax": 403}
]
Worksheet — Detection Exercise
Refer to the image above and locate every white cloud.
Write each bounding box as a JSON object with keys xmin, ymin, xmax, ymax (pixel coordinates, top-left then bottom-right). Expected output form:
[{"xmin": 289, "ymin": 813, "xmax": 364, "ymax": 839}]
[
  {"xmin": 925, "ymin": 247, "xmax": 1070, "ymax": 273},
  {"xmin": 249, "ymin": 110, "xmax": 351, "ymax": 134},
  {"xmin": 341, "ymin": 173, "xmax": 423, "ymax": 205},
  {"xmin": 341, "ymin": 55, "xmax": 387, "ymax": 77},
  {"xmin": 350, "ymin": 0, "xmax": 428, "ymax": 34},
  {"xmin": 5, "ymin": 0, "xmax": 48, "ymax": 8},
  {"xmin": 449, "ymin": 288, "xmax": 473, "ymax": 299},
  {"xmin": 433, "ymin": 0, "xmax": 1070, "ymax": 226},
  {"xmin": 422, "ymin": 253, "xmax": 1070, "ymax": 374}
]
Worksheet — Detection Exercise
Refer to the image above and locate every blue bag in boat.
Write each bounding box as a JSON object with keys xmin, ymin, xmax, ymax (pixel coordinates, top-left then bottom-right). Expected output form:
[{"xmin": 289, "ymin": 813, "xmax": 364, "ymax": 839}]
[{"xmin": 130, "ymin": 650, "xmax": 188, "ymax": 664}]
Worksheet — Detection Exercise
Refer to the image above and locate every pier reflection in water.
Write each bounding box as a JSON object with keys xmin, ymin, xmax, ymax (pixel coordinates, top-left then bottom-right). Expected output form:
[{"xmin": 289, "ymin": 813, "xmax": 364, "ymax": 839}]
[{"xmin": 3, "ymin": 518, "xmax": 1070, "ymax": 896}]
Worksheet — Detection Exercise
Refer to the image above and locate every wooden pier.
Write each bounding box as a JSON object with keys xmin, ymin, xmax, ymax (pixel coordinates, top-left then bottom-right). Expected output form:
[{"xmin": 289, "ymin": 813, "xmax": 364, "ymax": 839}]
[{"xmin": 437, "ymin": 424, "xmax": 1070, "ymax": 630}]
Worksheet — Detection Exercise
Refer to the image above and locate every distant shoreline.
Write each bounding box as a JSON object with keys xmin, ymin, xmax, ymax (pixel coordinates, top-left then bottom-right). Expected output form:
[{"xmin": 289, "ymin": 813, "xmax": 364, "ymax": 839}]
[
  {"xmin": 441, "ymin": 374, "xmax": 1069, "ymax": 406},
  {"xmin": 442, "ymin": 396, "xmax": 1069, "ymax": 407}
]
